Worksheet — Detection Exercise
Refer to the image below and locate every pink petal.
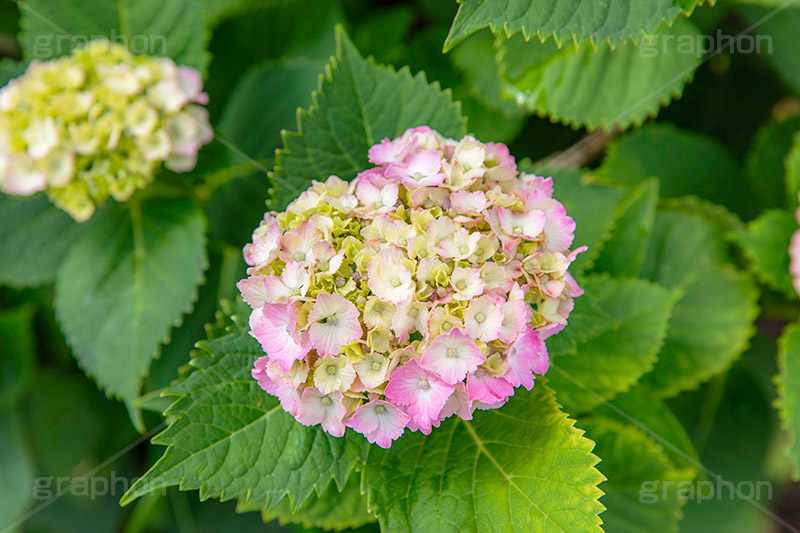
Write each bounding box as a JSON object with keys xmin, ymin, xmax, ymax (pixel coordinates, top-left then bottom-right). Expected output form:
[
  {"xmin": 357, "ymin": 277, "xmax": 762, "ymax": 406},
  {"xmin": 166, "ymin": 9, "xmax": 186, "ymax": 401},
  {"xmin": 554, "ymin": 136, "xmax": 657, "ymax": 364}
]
[
  {"xmin": 384, "ymin": 359, "xmax": 454, "ymax": 432},
  {"xmin": 419, "ymin": 328, "xmax": 485, "ymax": 384},
  {"xmin": 296, "ymin": 388, "xmax": 346, "ymax": 437},
  {"xmin": 544, "ymin": 211, "xmax": 576, "ymax": 252},
  {"xmin": 249, "ymin": 303, "xmax": 311, "ymax": 371},
  {"xmin": 467, "ymin": 369, "xmax": 514, "ymax": 403},
  {"xmin": 237, "ymin": 276, "xmax": 269, "ymax": 309},
  {"xmin": 346, "ymin": 400, "xmax": 409, "ymax": 448}
]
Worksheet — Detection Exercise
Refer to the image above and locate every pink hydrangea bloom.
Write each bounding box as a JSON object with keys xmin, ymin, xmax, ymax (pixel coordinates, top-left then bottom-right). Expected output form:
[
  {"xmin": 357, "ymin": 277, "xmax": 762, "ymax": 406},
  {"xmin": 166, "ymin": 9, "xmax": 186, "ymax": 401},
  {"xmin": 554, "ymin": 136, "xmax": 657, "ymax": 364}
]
[
  {"xmin": 296, "ymin": 388, "xmax": 347, "ymax": 437},
  {"xmin": 308, "ymin": 293, "xmax": 362, "ymax": 356},
  {"xmin": 420, "ymin": 328, "xmax": 484, "ymax": 384},
  {"xmin": 249, "ymin": 302, "xmax": 311, "ymax": 372},
  {"xmin": 239, "ymin": 126, "xmax": 584, "ymax": 447},
  {"xmin": 384, "ymin": 359, "xmax": 454, "ymax": 433},
  {"xmin": 346, "ymin": 400, "xmax": 410, "ymax": 448}
]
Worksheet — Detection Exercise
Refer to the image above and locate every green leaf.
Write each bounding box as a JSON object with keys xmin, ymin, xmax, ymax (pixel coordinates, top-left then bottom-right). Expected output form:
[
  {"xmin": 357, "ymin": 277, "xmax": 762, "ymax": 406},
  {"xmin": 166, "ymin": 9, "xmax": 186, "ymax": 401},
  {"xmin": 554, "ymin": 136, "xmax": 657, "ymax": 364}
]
[
  {"xmin": 206, "ymin": 174, "xmax": 270, "ymax": 248},
  {"xmin": 457, "ymin": 90, "xmax": 526, "ymax": 144},
  {"xmin": 0, "ymin": 305, "xmax": 35, "ymax": 410},
  {"xmin": 497, "ymin": 19, "xmax": 702, "ymax": 131},
  {"xmin": 450, "ymin": 31, "xmax": 526, "ymax": 117},
  {"xmin": 353, "ymin": 5, "xmax": 415, "ymax": 65},
  {"xmin": 271, "ymin": 26, "xmax": 465, "ymax": 210},
  {"xmin": 0, "ymin": 409, "xmax": 35, "ymax": 533},
  {"xmin": 547, "ymin": 276, "xmax": 677, "ymax": 413},
  {"xmin": 121, "ymin": 327, "xmax": 368, "ymax": 510},
  {"xmin": 0, "ymin": 193, "xmax": 86, "ymax": 287},
  {"xmin": 250, "ymin": 469, "xmax": 376, "ymax": 531},
  {"xmin": 581, "ymin": 417, "xmax": 695, "ymax": 533},
  {"xmin": 204, "ymin": 0, "xmax": 342, "ymax": 119},
  {"xmin": 18, "ymin": 0, "xmax": 210, "ymax": 71},
  {"xmin": 592, "ymin": 387, "xmax": 701, "ymax": 472},
  {"xmin": 23, "ymin": 371, "xmax": 105, "ymax": 477},
  {"xmin": 363, "ymin": 381, "xmax": 605, "ymax": 532},
  {"xmin": 777, "ymin": 322, "xmax": 800, "ymax": 480},
  {"xmin": 786, "ymin": 130, "xmax": 800, "ymax": 205},
  {"xmin": 544, "ymin": 167, "xmax": 628, "ymax": 274},
  {"xmin": 54, "ymin": 198, "xmax": 207, "ymax": 425},
  {"xmin": 672, "ymin": 360, "xmax": 776, "ymax": 532},
  {"xmin": 219, "ymin": 56, "xmax": 324, "ymax": 162},
  {"xmin": 0, "ymin": 59, "xmax": 22, "ymax": 87},
  {"xmin": 744, "ymin": 115, "xmax": 800, "ymax": 209},
  {"xmin": 738, "ymin": 5, "xmax": 800, "ymax": 95},
  {"xmin": 594, "ymin": 123, "xmax": 753, "ymax": 218},
  {"xmin": 591, "ymin": 179, "xmax": 659, "ymax": 277},
  {"xmin": 443, "ymin": 0, "xmax": 708, "ymax": 51},
  {"xmin": 733, "ymin": 209, "xmax": 797, "ymax": 299},
  {"xmin": 639, "ymin": 208, "xmax": 759, "ymax": 397}
]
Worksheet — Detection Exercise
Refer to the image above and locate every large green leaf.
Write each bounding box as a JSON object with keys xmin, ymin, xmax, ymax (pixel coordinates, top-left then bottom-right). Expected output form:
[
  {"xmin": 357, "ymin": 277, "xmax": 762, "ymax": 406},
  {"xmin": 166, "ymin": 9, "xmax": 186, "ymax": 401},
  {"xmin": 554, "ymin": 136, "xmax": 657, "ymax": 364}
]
[
  {"xmin": 738, "ymin": 5, "xmax": 800, "ymax": 95},
  {"xmin": 639, "ymin": 208, "xmax": 759, "ymax": 397},
  {"xmin": 545, "ymin": 167, "xmax": 628, "ymax": 274},
  {"xmin": 204, "ymin": 0, "xmax": 342, "ymax": 120},
  {"xmin": 498, "ymin": 19, "xmax": 702, "ymax": 131},
  {"xmin": 0, "ymin": 305, "xmax": 35, "ymax": 410},
  {"xmin": 593, "ymin": 387, "xmax": 700, "ymax": 472},
  {"xmin": 250, "ymin": 470, "xmax": 376, "ymax": 531},
  {"xmin": 672, "ymin": 360, "xmax": 777, "ymax": 532},
  {"xmin": 54, "ymin": 198, "xmax": 207, "ymax": 426},
  {"xmin": 594, "ymin": 123, "xmax": 752, "ymax": 219},
  {"xmin": 733, "ymin": 209, "xmax": 797, "ymax": 299},
  {"xmin": 443, "ymin": 0, "xmax": 707, "ymax": 51},
  {"xmin": 23, "ymin": 371, "xmax": 105, "ymax": 477},
  {"xmin": 777, "ymin": 323, "xmax": 800, "ymax": 479},
  {"xmin": 547, "ymin": 276, "xmax": 678, "ymax": 414},
  {"xmin": 363, "ymin": 380, "xmax": 605, "ymax": 532},
  {"xmin": 0, "ymin": 193, "xmax": 86, "ymax": 287},
  {"xmin": 787, "ymin": 130, "xmax": 800, "ymax": 205},
  {"xmin": 271, "ymin": 26, "xmax": 465, "ymax": 209},
  {"xmin": 581, "ymin": 417, "xmax": 696, "ymax": 533},
  {"xmin": 450, "ymin": 31, "xmax": 526, "ymax": 117},
  {"xmin": 744, "ymin": 115, "xmax": 800, "ymax": 209},
  {"xmin": 591, "ymin": 179, "xmax": 659, "ymax": 278},
  {"xmin": 18, "ymin": 0, "xmax": 209, "ymax": 71},
  {"xmin": 0, "ymin": 409, "xmax": 35, "ymax": 533},
  {"xmin": 121, "ymin": 327, "xmax": 368, "ymax": 510},
  {"xmin": 219, "ymin": 57, "xmax": 324, "ymax": 162},
  {"xmin": 0, "ymin": 59, "xmax": 22, "ymax": 87}
]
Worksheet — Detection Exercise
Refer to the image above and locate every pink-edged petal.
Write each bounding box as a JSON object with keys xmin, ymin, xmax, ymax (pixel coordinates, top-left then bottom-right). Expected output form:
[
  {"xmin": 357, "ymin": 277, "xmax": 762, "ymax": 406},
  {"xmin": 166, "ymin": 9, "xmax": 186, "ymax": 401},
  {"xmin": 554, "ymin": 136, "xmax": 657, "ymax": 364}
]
[
  {"xmin": 237, "ymin": 276, "xmax": 269, "ymax": 309},
  {"xmin": 346, "ymin": 400, "xmax": 409, "ymax": 448},
  {"xmin": 296, "ymin": 388, "xmax": 346, "ymax": 437},
  {"xmin": 466, "ymin": 369, "xmax": 514, "ymax": 403},
  {"xmin": 419, "ymin": 328, "xmax": 485, "ymax": 384},
  {"xmin": 504, "ymin": 327, "xmax": 549, "ymax": 390},
  {"xmin": 308, "ymin": 293, "xmax": 363, "ymax": 355},
  {"xmin": 251, "ymin": 356, "xmax": 301, "ymax": 415},
  {"xmin": 384, "ymin": 359, "xmax": 454, "ymax": 432},
  {"xmin": 543, "ymin": 211, "xmax": 576, "ymax": 252},
  {"xmin": 249, "ymin": 303, "xmax": 311, "ymax": 372},
  {"xmin": 434, "ymin": 382, "xmax": 473, "ymax": 426}
]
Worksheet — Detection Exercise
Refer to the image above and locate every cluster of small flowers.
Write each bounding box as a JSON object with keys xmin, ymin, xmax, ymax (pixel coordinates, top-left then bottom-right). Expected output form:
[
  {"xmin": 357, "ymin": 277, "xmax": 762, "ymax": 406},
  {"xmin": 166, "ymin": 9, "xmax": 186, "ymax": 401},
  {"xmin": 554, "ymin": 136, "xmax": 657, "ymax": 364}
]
[
  {"xmin": 239, "ymin": 126, "xmax": 585, "ymax": 448},
  {"xmin": 0, "ymin": 40, "xmax": 212, "ymax": 221}
]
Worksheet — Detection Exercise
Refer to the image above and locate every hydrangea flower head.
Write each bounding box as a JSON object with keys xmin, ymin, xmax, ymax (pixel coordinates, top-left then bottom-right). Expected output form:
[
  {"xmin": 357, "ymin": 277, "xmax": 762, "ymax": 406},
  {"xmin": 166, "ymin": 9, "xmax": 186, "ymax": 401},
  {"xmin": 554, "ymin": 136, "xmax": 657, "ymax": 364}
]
[
  {"xmin": 239, "ymin": 126, "xmax": 586, "ymax": 448},
  {"xmin": 0, "ymin": 40, "xmax": 212, "ymax": 221}
]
